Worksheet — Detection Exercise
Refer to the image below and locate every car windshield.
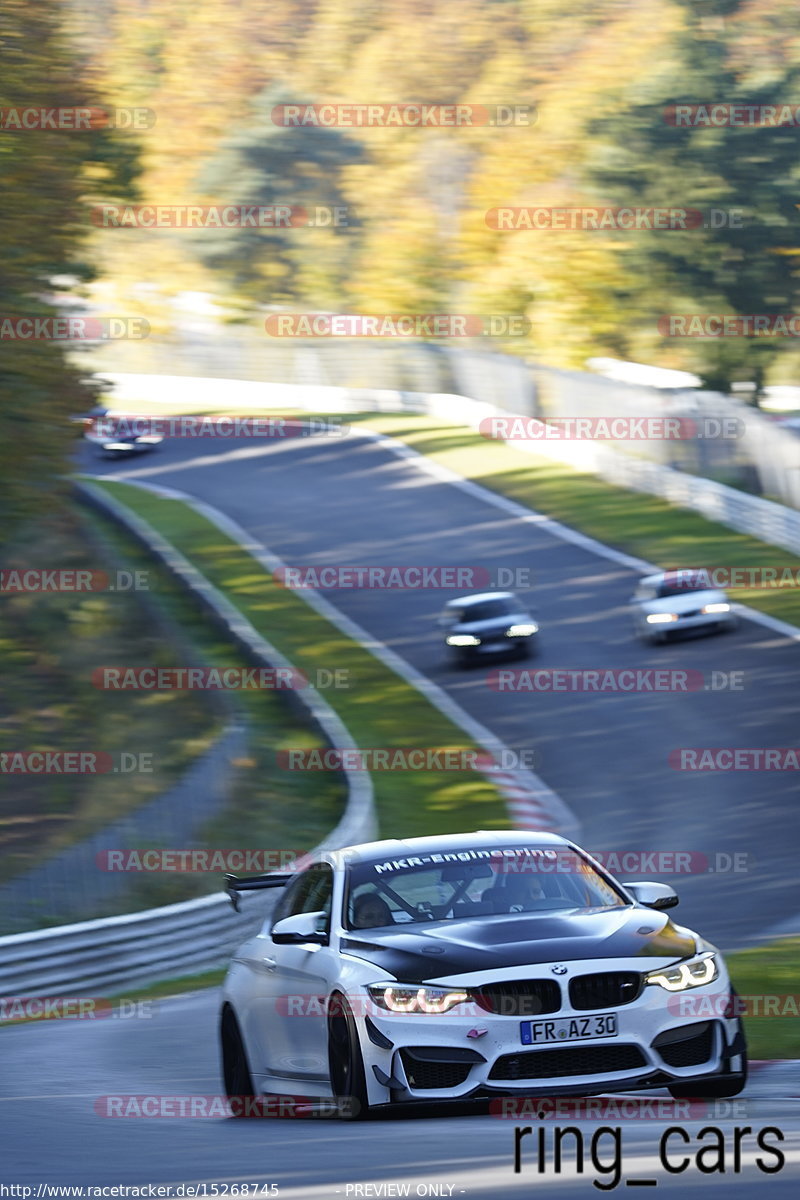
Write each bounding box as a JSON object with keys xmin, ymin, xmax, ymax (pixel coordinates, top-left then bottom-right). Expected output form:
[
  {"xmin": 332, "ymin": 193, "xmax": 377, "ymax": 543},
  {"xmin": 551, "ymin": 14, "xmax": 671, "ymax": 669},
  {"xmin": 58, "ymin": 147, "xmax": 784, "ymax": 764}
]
[
  {"xmin": 345, "ymin": 845, "xmax": 626, "ymax": 929},
  {"xmin": 655, "ymin": 577, "xmax": 708, "ymax": 598},
  {"xmin": 457, "ymin": 598, "xmax": 515, "ymax": 623}
]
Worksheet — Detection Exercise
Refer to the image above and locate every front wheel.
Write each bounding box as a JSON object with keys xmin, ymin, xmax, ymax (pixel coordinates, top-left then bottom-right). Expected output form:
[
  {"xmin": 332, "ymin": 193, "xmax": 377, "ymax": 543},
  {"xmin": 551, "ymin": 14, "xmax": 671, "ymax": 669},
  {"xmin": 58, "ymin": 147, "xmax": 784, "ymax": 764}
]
[{"xmin": 328, "ymin": 993, "xmax": 369, "ymax": 1120}]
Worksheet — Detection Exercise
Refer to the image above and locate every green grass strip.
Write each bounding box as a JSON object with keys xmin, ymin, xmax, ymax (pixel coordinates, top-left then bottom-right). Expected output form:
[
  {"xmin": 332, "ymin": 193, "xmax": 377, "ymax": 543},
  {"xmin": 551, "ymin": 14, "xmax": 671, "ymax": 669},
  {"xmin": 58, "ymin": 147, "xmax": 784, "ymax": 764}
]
[
  {"xmin": 87, "ymin": 480, "xmax": 507, "ymax": 840},
  {"xmin": 348, "ymin": 413, "xmax": 800, "ymax": 627}
]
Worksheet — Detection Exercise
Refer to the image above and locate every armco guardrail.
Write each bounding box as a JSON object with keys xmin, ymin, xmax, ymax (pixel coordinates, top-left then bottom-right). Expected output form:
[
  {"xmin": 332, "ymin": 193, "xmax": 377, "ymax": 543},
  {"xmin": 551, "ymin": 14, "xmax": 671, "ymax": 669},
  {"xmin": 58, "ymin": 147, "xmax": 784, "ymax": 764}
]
[
  {"xmin": 0, "ymin": 893, "xmax": 261, "ymax": 998},
  {"xmin": 0, "ymin": 484, "xmax": 375, "ymax": 998}
]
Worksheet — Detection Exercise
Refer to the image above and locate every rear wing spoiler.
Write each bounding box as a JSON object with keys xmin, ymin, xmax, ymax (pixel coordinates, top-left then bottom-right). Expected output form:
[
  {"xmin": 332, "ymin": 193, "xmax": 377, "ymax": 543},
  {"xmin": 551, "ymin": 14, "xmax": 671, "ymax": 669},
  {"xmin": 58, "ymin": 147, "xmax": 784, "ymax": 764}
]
[{"xmin": 224, "ymin": 872, "xmax": 293, "ymax": 912}]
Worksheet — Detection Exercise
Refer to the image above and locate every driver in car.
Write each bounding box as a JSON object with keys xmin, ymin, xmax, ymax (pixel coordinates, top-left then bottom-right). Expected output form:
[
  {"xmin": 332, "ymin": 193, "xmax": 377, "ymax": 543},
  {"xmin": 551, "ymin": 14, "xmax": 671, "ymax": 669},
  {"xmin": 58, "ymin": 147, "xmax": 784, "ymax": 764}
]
[{"xmin": 352, "ymin": 892, "xmax": 394, "ymax": 929}]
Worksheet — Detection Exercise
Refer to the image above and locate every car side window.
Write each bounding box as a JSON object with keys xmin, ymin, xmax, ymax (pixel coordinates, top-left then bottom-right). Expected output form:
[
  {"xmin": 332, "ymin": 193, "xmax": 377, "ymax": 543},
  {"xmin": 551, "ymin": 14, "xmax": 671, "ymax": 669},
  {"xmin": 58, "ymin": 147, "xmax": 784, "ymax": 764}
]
[{"xmin": 271, "ymin": 863, "xmax": 334, "ymax": 933}]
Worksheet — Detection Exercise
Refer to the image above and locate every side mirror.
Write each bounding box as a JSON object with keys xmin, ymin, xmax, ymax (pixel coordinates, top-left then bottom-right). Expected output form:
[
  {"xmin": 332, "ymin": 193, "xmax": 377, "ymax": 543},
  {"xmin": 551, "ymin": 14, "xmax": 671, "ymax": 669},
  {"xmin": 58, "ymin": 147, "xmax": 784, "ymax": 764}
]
[
  {"xmin": 623, "ymin": 882, "xmax": 679, "ymax": 910},
  {"xmin": 271, "ymin": 910, "xmax": 329, "ymax": 945}
]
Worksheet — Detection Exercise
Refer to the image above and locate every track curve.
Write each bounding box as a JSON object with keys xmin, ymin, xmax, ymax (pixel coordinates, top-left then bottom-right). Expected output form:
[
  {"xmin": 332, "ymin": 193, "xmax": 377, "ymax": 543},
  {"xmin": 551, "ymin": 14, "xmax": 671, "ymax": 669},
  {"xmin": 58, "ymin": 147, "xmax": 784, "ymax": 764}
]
[{"xmin": 17, "ymin": 426, "xmax": 793, "ymax": 1195}]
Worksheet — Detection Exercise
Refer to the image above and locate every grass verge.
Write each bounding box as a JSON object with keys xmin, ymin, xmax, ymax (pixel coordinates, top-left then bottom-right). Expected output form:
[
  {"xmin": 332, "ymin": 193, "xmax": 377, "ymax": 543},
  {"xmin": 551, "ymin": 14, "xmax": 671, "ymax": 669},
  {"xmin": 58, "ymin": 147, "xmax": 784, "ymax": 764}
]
[
  {"xmin": 74, "ymin": 503, "xmax": 347, "ymax": 914},
  {"xmin": 345, "ymin": 413, "xmax": 800, "ymax": 626},
  {"xmin": 726, "ymin": 938, "xmax": 800, "ymax": 1060},
  {"xmin": 0, "ymin": 506, "xmax": 218, "ymax": 886},
  {"xmin": 85, "ymin": 479, "xmax": 507, "ymax": 840}
]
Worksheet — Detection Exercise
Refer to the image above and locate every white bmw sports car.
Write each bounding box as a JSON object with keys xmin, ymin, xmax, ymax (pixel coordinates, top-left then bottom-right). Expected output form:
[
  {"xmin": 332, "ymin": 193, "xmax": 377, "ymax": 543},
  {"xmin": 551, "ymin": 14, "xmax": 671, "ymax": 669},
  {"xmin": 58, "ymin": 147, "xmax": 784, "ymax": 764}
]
[{"xmin": 220, "ymin": 831, "xmax": 746, "ymax": 1118}]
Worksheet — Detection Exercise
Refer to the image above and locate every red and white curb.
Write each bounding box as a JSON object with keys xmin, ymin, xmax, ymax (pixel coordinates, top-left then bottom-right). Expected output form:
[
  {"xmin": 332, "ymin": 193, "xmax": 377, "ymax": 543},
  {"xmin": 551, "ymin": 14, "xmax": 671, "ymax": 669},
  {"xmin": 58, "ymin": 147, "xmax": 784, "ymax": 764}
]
[{"xmin": 476, "ymin": 758, "xmax": 563, "ymax": 833}]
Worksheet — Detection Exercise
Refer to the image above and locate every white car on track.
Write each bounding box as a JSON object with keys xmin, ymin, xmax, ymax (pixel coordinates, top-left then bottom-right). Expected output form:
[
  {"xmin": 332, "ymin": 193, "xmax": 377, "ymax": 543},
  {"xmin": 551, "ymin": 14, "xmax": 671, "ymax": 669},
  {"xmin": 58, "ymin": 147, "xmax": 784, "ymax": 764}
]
[
  {"xmin": 630, "ymin": 571, "xmax": 737, "ymax": 644},
  {"xmin": 219, "ymin": 830, "xmax": 746, "ymax": 1118}
]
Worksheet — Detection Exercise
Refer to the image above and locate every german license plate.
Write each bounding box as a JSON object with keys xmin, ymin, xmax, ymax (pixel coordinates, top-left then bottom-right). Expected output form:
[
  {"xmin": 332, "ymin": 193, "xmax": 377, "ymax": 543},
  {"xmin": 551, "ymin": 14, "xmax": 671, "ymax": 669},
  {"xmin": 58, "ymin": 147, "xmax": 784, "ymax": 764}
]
[{"xmin": 520, "ymin": 1012, "xmax": 618, "ymax": 1045}]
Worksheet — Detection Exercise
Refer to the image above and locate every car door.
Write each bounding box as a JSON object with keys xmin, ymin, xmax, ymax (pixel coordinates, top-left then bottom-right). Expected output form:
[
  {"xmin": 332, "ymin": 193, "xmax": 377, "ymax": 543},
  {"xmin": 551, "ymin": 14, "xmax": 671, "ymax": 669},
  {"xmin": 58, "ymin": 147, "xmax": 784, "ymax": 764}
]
[{"xmin": 249, "ymin": 863, "xmax": 338, "ymax": 1086}]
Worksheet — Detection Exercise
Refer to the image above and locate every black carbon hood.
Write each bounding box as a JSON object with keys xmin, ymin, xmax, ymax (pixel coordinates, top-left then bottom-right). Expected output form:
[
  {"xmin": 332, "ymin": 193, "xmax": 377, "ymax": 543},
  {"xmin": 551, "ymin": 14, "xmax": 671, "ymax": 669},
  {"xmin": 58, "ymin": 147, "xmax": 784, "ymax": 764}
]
[{"xmin": 341, "ymin": 908, "xmax": 696, "ymax": 981}]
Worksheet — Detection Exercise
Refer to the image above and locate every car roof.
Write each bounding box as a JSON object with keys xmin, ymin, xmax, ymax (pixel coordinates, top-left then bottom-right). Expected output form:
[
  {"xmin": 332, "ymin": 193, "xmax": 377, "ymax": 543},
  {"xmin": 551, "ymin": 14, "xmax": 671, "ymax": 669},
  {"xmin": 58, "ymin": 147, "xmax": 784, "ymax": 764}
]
[
  {"xmin": 323, "ymin": 828, "xmax": 572, "ymax": 867},
  {"xmin": 638, "ymin": 571, "xmax": 715, "ymax": 588},
  {"xmin": 444, "ymin": 592, "xmax": 516, "ymax": 608}
]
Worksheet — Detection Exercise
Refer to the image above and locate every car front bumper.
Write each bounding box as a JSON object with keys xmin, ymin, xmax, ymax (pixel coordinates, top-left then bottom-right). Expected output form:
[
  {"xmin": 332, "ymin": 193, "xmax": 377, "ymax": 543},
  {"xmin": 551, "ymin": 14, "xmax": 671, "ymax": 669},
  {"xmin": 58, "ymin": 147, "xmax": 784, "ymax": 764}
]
[
  {"xmin": 358, "ymin": 972, "xmax": 741, "ymax": 1104},
  {"xmin": 640, "ymin": 611, "xmax": 737, "ymax": 636}
]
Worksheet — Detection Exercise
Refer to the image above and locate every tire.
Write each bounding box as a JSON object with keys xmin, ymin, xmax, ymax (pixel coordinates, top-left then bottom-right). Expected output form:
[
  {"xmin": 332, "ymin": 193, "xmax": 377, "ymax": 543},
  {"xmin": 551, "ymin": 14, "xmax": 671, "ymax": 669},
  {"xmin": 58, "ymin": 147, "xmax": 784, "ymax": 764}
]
[
  {"xmin": 220, "ymin": 1006, "xmax": 258, "ymax": 1115},
  {"xmin": 667, "ymin": 1013, "xmax": 748, "ymax": 1099},
  {"xmin": 328, "ymin": 993, "xmax": 369, "ymax": 1120}
]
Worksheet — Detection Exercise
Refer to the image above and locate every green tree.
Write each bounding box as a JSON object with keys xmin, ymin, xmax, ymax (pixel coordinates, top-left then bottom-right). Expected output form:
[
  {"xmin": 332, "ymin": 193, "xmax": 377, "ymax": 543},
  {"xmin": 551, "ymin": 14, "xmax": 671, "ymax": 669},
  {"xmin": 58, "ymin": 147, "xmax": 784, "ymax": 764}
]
[
  {"xmin": 580, "ymin": 3, "xmax": 800, "ymax": 398},
  {"xmin": 0, "ymin": 0, "xmax": 141, "ymax": 535},
  {"xmin": 187, "ymin": 87, "xmax": 362, "ymax": 305}
]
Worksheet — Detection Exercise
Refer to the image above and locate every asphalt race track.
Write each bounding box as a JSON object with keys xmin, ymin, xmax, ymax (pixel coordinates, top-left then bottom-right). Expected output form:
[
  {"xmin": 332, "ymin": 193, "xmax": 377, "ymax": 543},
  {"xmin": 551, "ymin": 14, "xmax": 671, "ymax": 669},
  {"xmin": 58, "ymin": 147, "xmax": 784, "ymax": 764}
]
[
  {"xmin": 3, "ymin": 990, "xmax": 799, "ymax": 1194},
  {"xmin": 13, "ymin": 426, "xmax": 792, "ymax": 1196},
  {"xmin": 82, "ymin": 430, "xmax": 800, "ymax": 947}
]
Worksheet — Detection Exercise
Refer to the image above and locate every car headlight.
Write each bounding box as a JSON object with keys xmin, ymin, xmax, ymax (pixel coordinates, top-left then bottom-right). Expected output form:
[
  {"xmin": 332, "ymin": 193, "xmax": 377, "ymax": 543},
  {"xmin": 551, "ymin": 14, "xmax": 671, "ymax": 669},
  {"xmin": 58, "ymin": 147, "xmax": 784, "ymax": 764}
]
[
  {"xmin": 646, "ymin": 613, "xmax": 678, "ymax": 624},
  {"xmin": 645, "ymin": 953, "xmax": 718, "ymax": 991},
  {"xmin": 506, "ymin": 623, "xmax": 539, "ymax": 636},
  {"xmin": 446, "ymin": 634, "xmax": 480, "ymax": 647},
  {"xmin": 701, "ymin": 602, "xmax": 730, "ymax": 614},
  {"xmin": 367, "ymin": 984, "xmax": 471, "ymax": 1014}
]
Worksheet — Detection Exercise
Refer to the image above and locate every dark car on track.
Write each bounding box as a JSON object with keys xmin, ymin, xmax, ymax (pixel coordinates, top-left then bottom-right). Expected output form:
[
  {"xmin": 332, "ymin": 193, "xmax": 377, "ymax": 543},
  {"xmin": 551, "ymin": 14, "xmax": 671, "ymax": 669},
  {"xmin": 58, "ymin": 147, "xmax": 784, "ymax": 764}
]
[{"xmin": 439, "ymin": 591, "xmax": 538, "ymax": 666}]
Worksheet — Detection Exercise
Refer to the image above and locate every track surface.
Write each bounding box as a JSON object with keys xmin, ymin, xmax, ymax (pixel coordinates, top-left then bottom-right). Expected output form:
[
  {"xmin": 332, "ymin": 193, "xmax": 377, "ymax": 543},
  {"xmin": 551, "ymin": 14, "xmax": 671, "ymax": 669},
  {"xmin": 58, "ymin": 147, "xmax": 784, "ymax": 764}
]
[
  {"xmin": 7, "ymin": 429, "xmax": 800, "ymax": 1195},
  {"xmin": 3, "ymin": 991, "xmax": 799, "ymax": 1194},
  {"xmin": 85, "ymin": 431, "xmax": 800, "ymax": 947}
]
